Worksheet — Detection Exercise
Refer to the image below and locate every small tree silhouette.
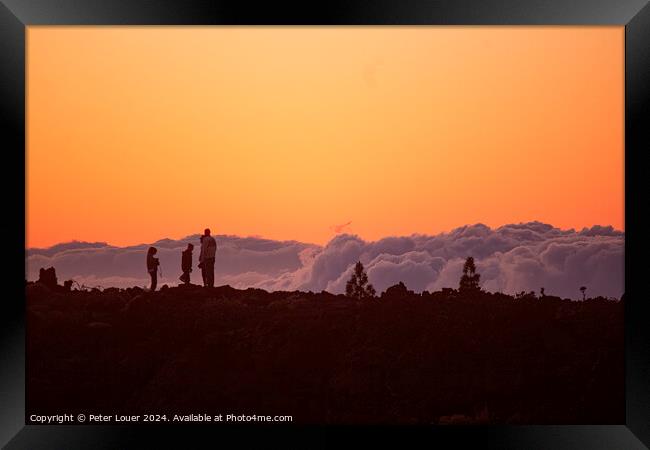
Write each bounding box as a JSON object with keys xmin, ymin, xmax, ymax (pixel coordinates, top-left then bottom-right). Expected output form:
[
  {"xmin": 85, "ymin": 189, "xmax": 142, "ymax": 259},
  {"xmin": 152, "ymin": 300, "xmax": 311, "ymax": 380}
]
[
  {"xmin": 345, "ymin": 261, "xmax": 376, "ymax": 300},
  {"xmin": 580, "ymin": 286, "xmax": 587, "ymax": 301},
  {"xmin": 459, "ymin": 256, "xmax": 481, "ymax": 293}
]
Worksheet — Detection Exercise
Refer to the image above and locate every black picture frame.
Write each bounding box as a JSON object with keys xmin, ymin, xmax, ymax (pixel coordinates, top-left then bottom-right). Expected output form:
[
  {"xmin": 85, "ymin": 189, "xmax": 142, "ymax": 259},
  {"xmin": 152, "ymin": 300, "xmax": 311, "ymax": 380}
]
[{"xmin": 1, "ymin": 1, "xmax": 648, "ymax": 448}]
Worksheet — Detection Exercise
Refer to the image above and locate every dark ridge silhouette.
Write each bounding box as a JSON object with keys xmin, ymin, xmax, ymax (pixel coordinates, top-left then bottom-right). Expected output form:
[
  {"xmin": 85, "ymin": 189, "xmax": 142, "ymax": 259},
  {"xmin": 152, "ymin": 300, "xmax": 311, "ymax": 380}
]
[{"xmin": 26, "ymin": 273, "xmax": 623, "ymax": 424}]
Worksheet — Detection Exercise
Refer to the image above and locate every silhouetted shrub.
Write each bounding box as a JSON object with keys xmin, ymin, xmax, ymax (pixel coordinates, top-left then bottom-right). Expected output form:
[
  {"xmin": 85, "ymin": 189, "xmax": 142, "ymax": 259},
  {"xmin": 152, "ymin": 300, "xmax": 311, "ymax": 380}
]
[
  {"xmin": 515, "ymin": 291, "xmax": 537, "ymax": 301},
  {"xmin": 38, "ymin": 267, "xmax": 58, "ymax": 288},
  {"xmin": 381, "ymin": 281, "xmax": 414, "ymax": 300}
]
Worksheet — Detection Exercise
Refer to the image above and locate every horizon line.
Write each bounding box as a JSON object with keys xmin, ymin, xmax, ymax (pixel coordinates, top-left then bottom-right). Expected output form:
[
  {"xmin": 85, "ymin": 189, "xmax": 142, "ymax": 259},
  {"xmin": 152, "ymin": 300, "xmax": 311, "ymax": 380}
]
[{"xmin": 26, "ymin": 220, "xmax": 625, "ymax": 251}]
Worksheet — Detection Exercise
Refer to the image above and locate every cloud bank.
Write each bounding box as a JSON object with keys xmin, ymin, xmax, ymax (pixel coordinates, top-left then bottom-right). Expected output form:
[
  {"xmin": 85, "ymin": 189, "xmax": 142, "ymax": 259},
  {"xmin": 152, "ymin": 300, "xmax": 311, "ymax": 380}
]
[{"xmin": 26, "ymin": 222, "xmax": 624, "ymax": 299}]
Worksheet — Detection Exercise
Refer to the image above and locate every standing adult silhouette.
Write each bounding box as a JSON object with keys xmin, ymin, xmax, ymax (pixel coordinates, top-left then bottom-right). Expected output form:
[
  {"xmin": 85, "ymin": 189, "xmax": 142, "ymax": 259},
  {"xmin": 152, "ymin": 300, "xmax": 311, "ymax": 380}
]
[
  {"xmin": 146, "ymin": 247, "xmax": 160, "ymax": 291},
  {"xmin": 199, "ymin": 228, "xmax": 217, "ymax": 287},
  {"xmin": 180, "ymin": 243, "xmax": 194, "ymax": 285},
  {"xmin": 198, "ymin": 236, "xmax": 206, "ymax": 286}
]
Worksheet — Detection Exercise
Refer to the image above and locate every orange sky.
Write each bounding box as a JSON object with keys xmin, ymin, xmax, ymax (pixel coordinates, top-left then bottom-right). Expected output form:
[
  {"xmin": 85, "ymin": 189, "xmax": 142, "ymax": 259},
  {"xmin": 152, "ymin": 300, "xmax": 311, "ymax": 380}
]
[{"xmin": 27, "ymin": 27, "xmax": 624, "ymax": 248}]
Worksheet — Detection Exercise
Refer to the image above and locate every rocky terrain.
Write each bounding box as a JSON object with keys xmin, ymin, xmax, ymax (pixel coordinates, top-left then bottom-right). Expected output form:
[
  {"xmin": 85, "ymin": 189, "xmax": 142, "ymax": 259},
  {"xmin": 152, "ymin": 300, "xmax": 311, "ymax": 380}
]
[{"xmin": 26, "ymin": 281, "xmax": 624, "ymax": 424}]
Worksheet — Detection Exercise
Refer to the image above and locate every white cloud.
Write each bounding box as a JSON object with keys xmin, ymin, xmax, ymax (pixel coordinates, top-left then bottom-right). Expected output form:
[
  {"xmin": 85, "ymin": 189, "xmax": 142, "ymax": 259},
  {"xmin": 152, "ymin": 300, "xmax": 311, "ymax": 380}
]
[{"xmin": 26, "ymin": 222, "xmax": 624, "ymax": 299}]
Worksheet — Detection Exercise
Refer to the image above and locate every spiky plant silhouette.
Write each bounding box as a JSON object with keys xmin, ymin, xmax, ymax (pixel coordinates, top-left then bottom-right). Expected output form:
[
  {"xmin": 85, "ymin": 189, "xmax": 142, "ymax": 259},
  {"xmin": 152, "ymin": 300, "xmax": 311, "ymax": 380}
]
[
  {"xmin": 459, "ymin": 256, "xmax": 481, "ymax": 293},
  {"xmin": 345, "ymin": 261, "xmax": 376, "ymax": 300}
]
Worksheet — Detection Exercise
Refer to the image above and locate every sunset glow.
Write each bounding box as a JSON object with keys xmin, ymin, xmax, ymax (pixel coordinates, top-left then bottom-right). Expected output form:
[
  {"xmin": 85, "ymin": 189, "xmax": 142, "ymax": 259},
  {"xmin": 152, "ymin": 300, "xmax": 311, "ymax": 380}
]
[{"xmin": 27, "ymin": 27, "xmax": 624, "ymax": 248}]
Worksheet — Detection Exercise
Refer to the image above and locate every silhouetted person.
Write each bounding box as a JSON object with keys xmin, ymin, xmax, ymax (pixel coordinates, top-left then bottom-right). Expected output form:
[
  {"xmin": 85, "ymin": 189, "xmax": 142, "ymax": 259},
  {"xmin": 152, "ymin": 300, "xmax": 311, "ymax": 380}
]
[
  {"xmin": 199, "ymin": 228, "xmax": 217, "ymax": 287},
  {"xmin": 197, "ymin": 236, "xmax": 206, "ymax": 286},
  {"xmin": 146, "ymin": 247, "xmax": 160, "ymax": 291},
  {"xmin": 179, "ymin": 243, "xmax": 194, "ymax": 285}
]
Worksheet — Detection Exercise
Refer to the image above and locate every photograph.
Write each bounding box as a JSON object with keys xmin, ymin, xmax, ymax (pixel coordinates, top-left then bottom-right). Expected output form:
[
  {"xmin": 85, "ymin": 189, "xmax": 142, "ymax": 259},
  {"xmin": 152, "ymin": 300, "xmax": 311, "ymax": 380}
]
[{"xmin": 25, "ymin": 26, "xmax": 625, "ymax": 426}]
